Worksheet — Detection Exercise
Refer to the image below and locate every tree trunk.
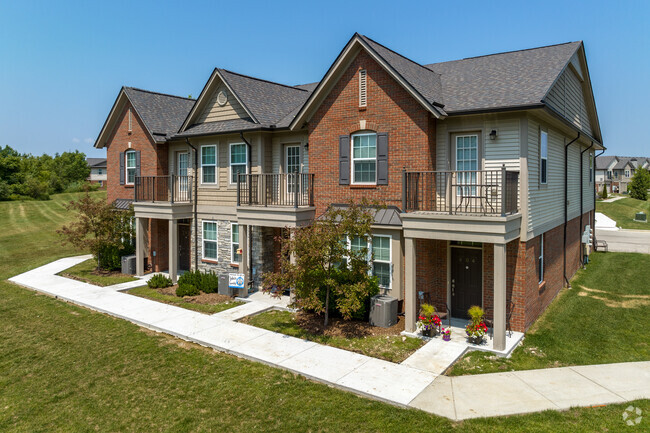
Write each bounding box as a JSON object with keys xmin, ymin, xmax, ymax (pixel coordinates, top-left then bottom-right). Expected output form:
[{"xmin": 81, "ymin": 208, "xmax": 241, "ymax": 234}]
[{"xmin": 324, "ymin": 287, "xmax": 330, "ymax": 328}]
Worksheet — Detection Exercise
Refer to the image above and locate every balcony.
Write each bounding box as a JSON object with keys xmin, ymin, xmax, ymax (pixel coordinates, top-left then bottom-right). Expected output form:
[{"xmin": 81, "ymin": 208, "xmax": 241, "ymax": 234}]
[
  {"xmin": 236, "ymin": 173, "xmax": 316, "ymax": 227},
  {"xmin": 401, "ymin": 166, "xmax": 522, "ymax": 243},
  {"xmin": 132, "ymin": 175, "xmax": 193, "ymax": 219}
]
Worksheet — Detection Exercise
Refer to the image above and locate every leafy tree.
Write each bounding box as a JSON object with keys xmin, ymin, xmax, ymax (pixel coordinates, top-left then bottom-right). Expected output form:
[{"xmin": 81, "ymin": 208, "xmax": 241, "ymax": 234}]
[
  {"xmin": 263, "ymin": 202, "xmax": 380, "ymax": 327},
  {"xmin": 58, "ymin": 193, "xmax": 134, "ymax": 270},
  {"xmin": 628, "ymin": 168, "xmax": 650, "ymax": 201}
]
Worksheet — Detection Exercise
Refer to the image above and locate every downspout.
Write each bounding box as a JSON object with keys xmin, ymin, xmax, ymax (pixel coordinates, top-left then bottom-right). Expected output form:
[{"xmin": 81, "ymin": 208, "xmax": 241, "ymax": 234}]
[
  {"xmin": 579, "ymin": 142, "xmax": 593, "ymax": 268},
  {"xmin": 185, "ymin": 138, "xmax": 199, "ymax": 271},
  {"xmin": 564, "ymin": 132, "xmax": 580, "ymax": 287},
  {"xmin": 239, "ymin": 132, "xmax": 254, "ymax": 286}
]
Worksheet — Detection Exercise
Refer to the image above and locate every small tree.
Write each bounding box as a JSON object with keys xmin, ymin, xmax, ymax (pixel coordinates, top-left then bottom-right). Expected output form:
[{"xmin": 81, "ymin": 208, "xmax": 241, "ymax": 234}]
[
  {"xmin": 601, "ymin": 184, "xmax": 608, "ymax": 199},
  {"xmin": 628, "ymin": 168, "xmax": 650, "ymax": 201},
  {"xmin": 58, "ymin": 193, "xmax": 134, "ymax": 270},
  {"xmin": 263, "ymin": 202, "xmax": 380, "ymax": 327}
]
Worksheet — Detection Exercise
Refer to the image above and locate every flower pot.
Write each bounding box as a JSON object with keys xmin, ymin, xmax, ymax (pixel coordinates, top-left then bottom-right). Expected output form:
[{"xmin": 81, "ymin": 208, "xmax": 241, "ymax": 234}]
[
  {"xmin": 443, "ymin": 334, "xmax": 451, "ymax": 341},
  {"xmin": 422, "ymin": 328, "xmax": 434, "ymax": 338}
]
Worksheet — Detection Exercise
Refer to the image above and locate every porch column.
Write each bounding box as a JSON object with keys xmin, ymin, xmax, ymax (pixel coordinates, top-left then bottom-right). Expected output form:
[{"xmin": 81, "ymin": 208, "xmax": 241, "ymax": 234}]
[
  {"xmin": 493, "ymin": 242, "xmax": 507, "ymax": 351},
  {"xmin": 168, "ymin": 219, "xmax": 178, "ymax": 284},
  {"xmin": 135, "ymin": 217, "xmax": 146, "ymax": 276},
  {"xmin": 239, "ymin": 224, "xmax": 249, "ymax": 287},
  {"xmin": 404, "ymin": 236, "xmax": 417, "ymax": 333}
]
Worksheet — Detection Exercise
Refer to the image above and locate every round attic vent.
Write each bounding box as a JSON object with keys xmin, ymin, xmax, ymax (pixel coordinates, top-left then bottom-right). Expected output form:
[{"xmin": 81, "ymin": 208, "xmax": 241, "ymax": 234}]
[{"xmin": 217, "ymin": 90, "xmax": 228, "ymax": 106}]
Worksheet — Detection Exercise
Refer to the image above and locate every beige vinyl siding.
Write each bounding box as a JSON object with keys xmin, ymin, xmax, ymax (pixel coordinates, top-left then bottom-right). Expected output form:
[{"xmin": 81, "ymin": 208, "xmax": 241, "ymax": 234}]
[
  {"xmin": 271, "ymin": 132, "xmax": 308, "ymax": 174},
  {"xmin": 196, "ymin": 84, "xmax": 250, "ymax": 124},
  {"xmin": 545, "ymin": 67, "xmax": 593, "ymax": 136},
  {"xmin": 526, "ymin": 115, "xmax": 594, "ymax": 237}
]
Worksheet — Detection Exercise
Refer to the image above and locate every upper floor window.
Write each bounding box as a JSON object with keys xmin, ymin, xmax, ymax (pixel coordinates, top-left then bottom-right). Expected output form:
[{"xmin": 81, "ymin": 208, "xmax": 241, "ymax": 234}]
[
  {"xmin": 540, "ymin": 129, "xmax": 548, "ymax": 184},
  {"xmin": 97, "ymin": 169, "xmax": 104, "ymax": 175},
  {"xmin": 125, "ymin": 150, "xmax": 136, "ymax": 185},
  {"xmin": 625, "ymin": 170, "xmax": 630, "ymax": 178},
  {"xmin": 614, "ymin": 171, "xmax": 619, "ymax": 179},
  {"xmin": 201, "ymin": 145, "xmax": 217, "ymax": 184},
  {"xmin": 359, "ymin": 69, "xmax": 367, "ymax": 107},
  {"xmin": 230, "ymin": 143, "xmax": 247, "ymax": 184},
  {"xmin": 352, "ymin": 132, "xmax": 376, "ymax": 184}
]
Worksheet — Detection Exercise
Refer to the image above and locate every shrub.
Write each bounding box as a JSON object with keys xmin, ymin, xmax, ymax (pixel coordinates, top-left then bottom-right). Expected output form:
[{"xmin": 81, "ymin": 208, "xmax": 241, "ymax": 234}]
[
  {"xmin": 176, "ymin": 283, "xmax": 199, "ymax": 297},
  {"xmin": 147, "ymin": 274, "xmax": 172, "ymax": 289},
  {"xmin": 96, "ymin": 244, "xmax": 135, "ymax": 271},
  {"xmin": 601, "ymin": 184, "xmax": 608, "ymax": 199},
  {"xmin": 178, "ymin": 269, "xmax": 220, "ymax": 294}
]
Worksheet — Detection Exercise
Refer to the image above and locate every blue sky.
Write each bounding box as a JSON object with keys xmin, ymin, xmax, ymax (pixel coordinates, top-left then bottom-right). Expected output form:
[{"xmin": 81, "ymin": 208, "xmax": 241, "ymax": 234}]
[{"xmin": 0, "ymin": 0, "xmax": 648, "ymax": 158}]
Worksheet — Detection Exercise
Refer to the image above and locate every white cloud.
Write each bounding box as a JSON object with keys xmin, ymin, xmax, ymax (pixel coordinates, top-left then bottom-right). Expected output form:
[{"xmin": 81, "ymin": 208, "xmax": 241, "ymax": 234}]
[
  {"xmin": 84, "ymin": 138, "xmax": 93, "ymax": 144},
  {"xmin": 72, "ymin": 137, "xmax": 80, "ymax": 143}
]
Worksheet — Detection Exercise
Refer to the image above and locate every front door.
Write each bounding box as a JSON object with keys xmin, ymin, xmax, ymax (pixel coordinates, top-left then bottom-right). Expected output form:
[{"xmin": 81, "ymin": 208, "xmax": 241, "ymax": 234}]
[
  {"xmin": 178, "ymin": 222, "xmax": 191, "ymax": 271},
  {"xmin": 177, "ymin": 152, "xmax": 189, "ymax": 195},
  {"xmin": 451, "ymin": 246, "xmax": 482, "ymax": 318}
]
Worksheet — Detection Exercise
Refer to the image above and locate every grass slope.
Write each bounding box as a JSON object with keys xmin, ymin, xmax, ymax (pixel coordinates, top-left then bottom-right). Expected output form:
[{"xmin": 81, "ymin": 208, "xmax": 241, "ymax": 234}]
[
  {"xmin": 0, "ymin": 193, "xmax": 647, "ymax": 431},
  {"xmin": 61, "ymin": 258, "xmax": 139, "ymax": 286},
  {"xmin": 128, "ymin": 286, "xmax": 242, "ymax": 314},
  {"xmin": 449, "ymin": 252, "xmax": 650, "ymax": 375},
  {"xmin": 597, "ymin": 196, "xmax": 650, "ymax": 229}
]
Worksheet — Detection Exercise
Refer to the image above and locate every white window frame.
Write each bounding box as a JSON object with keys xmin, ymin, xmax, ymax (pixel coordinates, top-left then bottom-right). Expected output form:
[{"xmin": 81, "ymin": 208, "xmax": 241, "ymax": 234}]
[
  {"xmin": 351, "ymin": 132, "xmax": 377, "ymax": 185},
  {"xmin": 359, "ymin": 69, "xmax": 367, "ymax": 107},
  {"xmin": 231, "ymin": 222, "xmax": 240, "ymax": 264},
  {"xmin": 200, "ymin": 144, "xmax": 218, "ymax": 185},
  {"xmin": 202, "ymin": 220, "xmax": 218, "ymax": 261},
  {"xmin": 372, "ymin": 234, "xmax": 392, "ymax": 290},
  {"xmin": 625, "ymin": 169, "xmax": 630, "ymax": 178},
  {"xmin": 125, "ymin": 150, "xmax": 136, "ymax": 185},
  {"xmin": 540, "ymin": 129, "xmax": 548, "ymax": 185},
  {"xmin": 538, "ymin": 234, "xmax": 544, "ymax": 284},
  {"xmin": 229, "ymin": 143, "xmax": 248, "ymax": 185}
]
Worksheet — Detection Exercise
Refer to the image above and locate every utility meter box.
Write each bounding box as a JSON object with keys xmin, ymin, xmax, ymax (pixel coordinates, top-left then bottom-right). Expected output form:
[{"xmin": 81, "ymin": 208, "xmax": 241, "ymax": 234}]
[
  {"xmin": 121, "ymin": 255, "xmax": 136, "ymax": 275},
  {"xmin": 369, "ymin": 295, "xmax": 398, "ymax": 328},
  {"xmin": 635, "ymin": 212, "xmax": 647, "ymax": 222},
  {"xmin": 218, "ymin": 273, "xmax": 231, "ymax": 296}
]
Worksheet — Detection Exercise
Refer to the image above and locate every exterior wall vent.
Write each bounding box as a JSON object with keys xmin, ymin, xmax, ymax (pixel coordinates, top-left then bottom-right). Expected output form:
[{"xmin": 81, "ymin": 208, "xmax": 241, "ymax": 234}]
[
  {"xmin": 359, "ymin": 69, "xmax": 367, "ymax": 107},
  {"xmin": 217, "ymin": 90, "xmax": 228, "ymax": 107}
]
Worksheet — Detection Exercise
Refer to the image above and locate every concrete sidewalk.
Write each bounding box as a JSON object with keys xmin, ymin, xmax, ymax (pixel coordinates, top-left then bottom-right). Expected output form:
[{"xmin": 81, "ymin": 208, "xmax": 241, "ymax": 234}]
[{"xmin": 9, "ymin": 256, "xmax": 650, "ymax": 420}]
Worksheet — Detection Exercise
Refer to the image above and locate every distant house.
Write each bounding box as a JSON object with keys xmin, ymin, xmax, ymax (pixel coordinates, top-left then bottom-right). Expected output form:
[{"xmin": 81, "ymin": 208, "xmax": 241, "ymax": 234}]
[
  {"xmin": 87, "ymin": 158, "xmax": 107, "ymax": 188},
  {"xmin": 595, "ymin": 155, "xmax": 650, "ymax": 193}
]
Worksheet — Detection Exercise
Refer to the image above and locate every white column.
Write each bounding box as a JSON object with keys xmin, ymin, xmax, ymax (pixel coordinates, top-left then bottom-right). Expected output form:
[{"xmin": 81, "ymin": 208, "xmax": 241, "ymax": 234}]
[
  {"xmin": 168, "ymin": 219, "xmax": 178, "ymax": 284},
  {"xmin": 493, "ymin": 243, "xmax": 507, "ymax": 351},
  {"xmin": 239, "ymin": 224, "xmax": 249, "ymax": 288},
  {"xmin": 135, "ymin": 217, "xmax": 146, "ymax": 276},
  {"xmin": 404, "ymin": 236, "xmax": 417, "ymax": 333}
]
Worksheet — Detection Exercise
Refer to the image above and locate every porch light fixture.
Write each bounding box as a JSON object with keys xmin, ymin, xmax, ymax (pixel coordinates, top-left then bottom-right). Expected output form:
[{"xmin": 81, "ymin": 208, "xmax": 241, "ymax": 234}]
[{"xmin": 489, "ymin": 130, "xmax": 497, "ymax": 140}]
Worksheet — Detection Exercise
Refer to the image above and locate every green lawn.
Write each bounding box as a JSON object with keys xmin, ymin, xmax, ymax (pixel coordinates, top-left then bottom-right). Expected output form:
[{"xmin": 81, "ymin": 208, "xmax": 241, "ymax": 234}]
[
  {"xmin": 449, "ymin": 252, "xmax": 650, "ymax": 376},
  {"xmin": 597, "ymin": 196, "xmax": 650, "ymax": 229},
  {"xmin": 128, "ymin": 286, "xmax": 243, "ymax": 314},
  {"xmin": 243, "ymin": 310, "xmax": 424, "ymax": 363},
  {"xmin": 60, "ymin": 258, "xmax": 139, "ymax": 286},
  {"xmin": 1, "ymin": 193, "xmax": 648, "ymax": 432}
]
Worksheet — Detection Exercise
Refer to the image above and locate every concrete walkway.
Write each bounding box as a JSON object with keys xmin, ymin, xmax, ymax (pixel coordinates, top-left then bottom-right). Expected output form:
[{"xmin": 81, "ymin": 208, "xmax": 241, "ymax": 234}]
[
  {"xmin": 9, "ymin": 256, "xmax": 650, "ymax": 419},
  {"xmin": 595, "ymin": 212, "xmax": 619, "ymax": 231}
]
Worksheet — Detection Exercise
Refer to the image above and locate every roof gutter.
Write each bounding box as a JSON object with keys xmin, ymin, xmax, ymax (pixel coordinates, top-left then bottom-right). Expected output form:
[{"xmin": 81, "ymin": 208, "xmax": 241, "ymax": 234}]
[
  {"xmin": 564, "ymin": 132, "xmax": 580, "ymax": 288},
  {"xmin": 185, "ymin": 138, "xmax": 199, "ymax": 272},
  {"xmin": 579, "ymin": 141, "xmax": 593, "ymax": 268}
]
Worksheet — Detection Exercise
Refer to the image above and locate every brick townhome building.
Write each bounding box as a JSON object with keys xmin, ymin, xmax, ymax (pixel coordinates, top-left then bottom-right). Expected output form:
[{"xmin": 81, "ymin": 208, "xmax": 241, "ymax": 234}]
[{"xmin": 94, "ymin": 34, "xmax": 603, "ymax": 350}]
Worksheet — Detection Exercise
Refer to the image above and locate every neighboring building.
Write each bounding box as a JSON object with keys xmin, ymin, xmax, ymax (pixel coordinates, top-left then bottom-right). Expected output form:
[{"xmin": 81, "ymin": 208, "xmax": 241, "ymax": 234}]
[
  {"xmin": 87, "ymin": 157, "xmax": 107, "ymax": 188},
  {"xmin": 595, "ymin": 155, "xmax": 650, "ymax": 193},
  {"xmin": 94, "ymin": 34, "xmax": 603, "ymax": 350}
]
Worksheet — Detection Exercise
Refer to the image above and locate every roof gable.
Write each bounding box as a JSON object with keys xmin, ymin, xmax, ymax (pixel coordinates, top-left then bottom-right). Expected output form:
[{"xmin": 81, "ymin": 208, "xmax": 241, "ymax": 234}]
[{"xmin": 195, "ymin": 81, "xmax": 251, "ymax": 124}]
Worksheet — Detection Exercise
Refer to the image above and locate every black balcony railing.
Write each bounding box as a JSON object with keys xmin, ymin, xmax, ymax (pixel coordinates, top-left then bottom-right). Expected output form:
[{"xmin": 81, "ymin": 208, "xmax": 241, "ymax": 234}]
[
  {"xmin": 134, "ymin": 175, "xmax": 193, "ymax": 203},
  {"xmin": 237, "ymin": 173, "xmax": 315, "ymax": 208},
  {"xmin": 402, "ymin": 165, "xmax": 519, "ymax": 216}
]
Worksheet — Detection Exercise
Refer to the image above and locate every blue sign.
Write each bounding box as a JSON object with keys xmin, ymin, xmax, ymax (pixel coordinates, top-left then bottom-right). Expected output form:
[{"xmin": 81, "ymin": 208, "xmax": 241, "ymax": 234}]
[{"xmin": 229, "ymin": 273, "xmax": 245, "ymax": 289}]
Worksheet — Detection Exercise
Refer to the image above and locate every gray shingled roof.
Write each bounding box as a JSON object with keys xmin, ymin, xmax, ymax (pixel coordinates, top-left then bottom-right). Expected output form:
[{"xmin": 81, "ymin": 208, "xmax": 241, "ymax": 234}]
[
  {"xmin": 124, "ymin": 87, "xmax": 195, "ymax": 141},
  {"xmin": 425, "ymin": 42, "xmax": 582, "ymax": 113},
  {"xmin": 86, "ymin": 157, "xmax": 106, "ymax": 168},
  {"xmin": 360, "ymin": 35, "xmax": 444, "ymax": 110},
  {"xmin": 175, "ymin": 118, "xmax": 261, "ymax": 138},
  {"xmin": 595, "ymin": 156, "xmax": 618, "ymax": 170}
]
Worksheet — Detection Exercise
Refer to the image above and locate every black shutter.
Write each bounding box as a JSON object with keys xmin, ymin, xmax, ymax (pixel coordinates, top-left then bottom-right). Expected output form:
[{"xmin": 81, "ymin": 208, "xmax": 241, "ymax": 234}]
[
  {"xmin": 339, "ymin": 135, "xmax": 350, "ymax": 185},
  {"xmin": 377, "ymin": 132, "xmax": 388, "ymax": 185},
  {"xmin": 119, "ymin": 152, "xmax": 125, "ymax": 185},
  {"xmin": 135, "ymin": 151, "xmax": 141, "ymax": 178}
]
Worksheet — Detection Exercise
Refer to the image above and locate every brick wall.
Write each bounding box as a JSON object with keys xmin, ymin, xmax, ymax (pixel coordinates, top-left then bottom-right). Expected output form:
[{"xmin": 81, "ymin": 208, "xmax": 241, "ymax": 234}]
[
  {"xmin": 308, "ymin": 50, "xmax": 435, "ymax": 215},
  {"xmin": 106, "ymin": 103, "xmax": 168, "ymax": 204}
]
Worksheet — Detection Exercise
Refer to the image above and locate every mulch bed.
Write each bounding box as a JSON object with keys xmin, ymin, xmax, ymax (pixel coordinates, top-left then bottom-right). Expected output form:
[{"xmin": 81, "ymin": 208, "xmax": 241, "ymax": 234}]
[
  {"xmin": 157, "ymin": 286, "xmax": 234, "ymax": 305},
  {"xmin": 293, "ymin": 311, "xmax": 406, "ymax": 338}
]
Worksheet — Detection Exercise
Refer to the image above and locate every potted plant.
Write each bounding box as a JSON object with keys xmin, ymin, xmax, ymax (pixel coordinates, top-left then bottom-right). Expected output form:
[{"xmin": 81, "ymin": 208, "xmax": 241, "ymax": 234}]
[
  {"xmin": 465, "ymin": 305, "xmax": 488, "ymax": 344},
  {"xmin": 441, "ymin": 327, "xmax": 452, "ymax": 341},
  {"xmin": 417, "ymin": 303, "xmax": 441, "ymax": 337}
]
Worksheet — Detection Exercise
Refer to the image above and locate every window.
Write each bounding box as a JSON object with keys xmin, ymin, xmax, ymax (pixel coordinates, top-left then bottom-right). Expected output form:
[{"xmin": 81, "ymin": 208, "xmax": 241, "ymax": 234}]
[
  {"xmin": 540, "ymin": 130, "xmax": 548, "ymax": 184},
  {"xmin": 538, "ymin": 234, "xmax": 544, "ymax": 284},
  {"xmin": 202, "ymin": 221, "xmax": 218, "ymax": 261},
  {"xmin": 286, "ymin": 145, "xmax": 301, "ymax": 194},
  {"xmin": 231, "ymin": 223, "xmax": 241, "ymax": 264},
  {"xmin": 97, "ymin": 169, "xmax": 103, "ymax": 175},
  {"xmin": 455, "ymin": 135, "xmax": 478, "ymax": 195},
  {"xmin": 201, "ymin": 145, "xmax": 217, "ymax": 184},
  {"xmin": 614, "ymin": 171, "xmax": 619, "ymax": 179},
  {"xmin": 625, "ymin": 170, "xmax": 630, "ymax": 178},
  {"xmin": 372, "ymin": 235, "xmax": 391, "ymax": 289},
  {"xmin": 351, "ymin": 132, "xmax": 376, "ymax": 184},
  {"xmin": 125, "ymin": 150, "xmax": 136, "ymax": 185},
  {"xmin": 359, "ymin": 69, "xmax": 367, "ymax": 107},
  {"xmin": 607, "ymin": 170, "xmax": 612, "ymax": 180},
  {"xmin": 230, "ymin": 143, "xmax": 247, "ymax": 184}
]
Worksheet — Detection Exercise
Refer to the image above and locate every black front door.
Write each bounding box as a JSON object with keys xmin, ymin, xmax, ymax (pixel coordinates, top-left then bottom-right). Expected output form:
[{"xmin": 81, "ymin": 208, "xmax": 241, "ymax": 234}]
[
  {"xmin": 178, "ymin": 223, "xmax": 191, "ymax": 271},
  {"xmin": 451, "ymin": 247, "xmax": 482, "ymax": 318}
]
